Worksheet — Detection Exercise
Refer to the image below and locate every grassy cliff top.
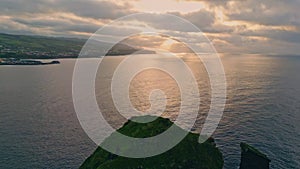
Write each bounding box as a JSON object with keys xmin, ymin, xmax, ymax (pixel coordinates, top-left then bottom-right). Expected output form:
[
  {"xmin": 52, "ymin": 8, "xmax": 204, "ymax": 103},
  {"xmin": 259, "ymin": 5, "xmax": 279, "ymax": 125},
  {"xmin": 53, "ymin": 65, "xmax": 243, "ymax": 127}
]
[{"xmin": 80, "ymin": 116, "xmax": 223, "ymax": 169}]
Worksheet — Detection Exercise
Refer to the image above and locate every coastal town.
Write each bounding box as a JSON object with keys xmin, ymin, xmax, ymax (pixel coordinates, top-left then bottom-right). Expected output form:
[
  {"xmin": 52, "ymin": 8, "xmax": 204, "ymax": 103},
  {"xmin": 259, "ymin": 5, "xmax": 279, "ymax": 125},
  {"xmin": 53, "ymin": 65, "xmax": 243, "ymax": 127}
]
[
  {"xmin": 0, "ymin": 45, "xmax": 79, "ymax": 58},
  {"xmin": 0, "ymin": 58, "xmax": 60, "ymax": 65}
]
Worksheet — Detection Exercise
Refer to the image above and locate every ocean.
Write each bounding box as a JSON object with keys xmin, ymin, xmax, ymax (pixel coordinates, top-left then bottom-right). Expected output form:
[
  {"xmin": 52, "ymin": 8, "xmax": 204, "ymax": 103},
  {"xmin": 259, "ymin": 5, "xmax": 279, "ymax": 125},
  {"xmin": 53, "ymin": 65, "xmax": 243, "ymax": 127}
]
[{"xmin": 0, "ymin": 54, "xmax": 299, "ymax": 168}]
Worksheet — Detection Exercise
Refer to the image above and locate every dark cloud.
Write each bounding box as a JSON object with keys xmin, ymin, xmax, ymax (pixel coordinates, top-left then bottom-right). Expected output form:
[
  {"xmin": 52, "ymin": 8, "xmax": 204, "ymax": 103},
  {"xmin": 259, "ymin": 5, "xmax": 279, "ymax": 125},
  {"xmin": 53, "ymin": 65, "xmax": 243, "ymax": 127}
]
[
  {"xmin": 241, "ymin": 29, "xmax": 300, "ymax": 44},
  {"xmin": 123, "ymin": 10, "xmax": 216, "ymax": 33},
  {"xmin": 226, "ymin": 1, "xmax": 300, "ymax": 26},
  {"xmin": 202, "ymin": 0, "xmax": 300, "ymax": 27},
  {"xmin": 11, "ymin": 17, "xmax": 73, "ymax": 28},
  {"xmin": 171, "ymin": 10, "xmax": 215, "ymax": 30},
  {"xmin": 0, "ymin": 0, "xmax": 50, "ymax": 15},
  {"xmin": 11, "ymin": 16, "xmax": 101, "ymax": 33},
  {"xmin": 56, "ymin": 0, "xmax": 136, "ymax": 19},
  {"xmin": 0, "ymin": 0, "xmax": 136, "ymax": 36},
  {"xmin": 0, "ymin": 0, "xmax": 135, "ymax": 19}
]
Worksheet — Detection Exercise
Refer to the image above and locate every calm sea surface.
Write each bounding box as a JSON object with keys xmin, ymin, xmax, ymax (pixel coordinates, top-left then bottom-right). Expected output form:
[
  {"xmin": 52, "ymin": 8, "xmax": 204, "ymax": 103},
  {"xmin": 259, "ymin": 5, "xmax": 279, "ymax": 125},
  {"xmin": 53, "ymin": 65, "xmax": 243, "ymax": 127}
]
[{"xmin": 0, "ymin": 54, "xmax": 299, "ymax": 169}]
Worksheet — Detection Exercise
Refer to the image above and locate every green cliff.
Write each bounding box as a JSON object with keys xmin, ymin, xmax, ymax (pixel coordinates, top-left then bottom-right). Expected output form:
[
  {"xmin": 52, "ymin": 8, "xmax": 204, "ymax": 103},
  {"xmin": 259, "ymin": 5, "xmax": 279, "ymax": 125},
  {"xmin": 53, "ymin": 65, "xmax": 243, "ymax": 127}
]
[{"xmin": 80, "ymin": 116, "xmax": 224, "ymax": 169}]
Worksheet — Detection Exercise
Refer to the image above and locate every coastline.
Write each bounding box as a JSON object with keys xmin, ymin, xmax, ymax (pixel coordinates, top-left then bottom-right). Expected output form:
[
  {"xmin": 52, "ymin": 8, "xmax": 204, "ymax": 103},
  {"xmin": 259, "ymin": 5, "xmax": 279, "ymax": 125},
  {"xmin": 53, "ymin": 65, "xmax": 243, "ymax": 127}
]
[{"xmin": 0, "ymin": 58, "xmax": 60, "ymax": 65}]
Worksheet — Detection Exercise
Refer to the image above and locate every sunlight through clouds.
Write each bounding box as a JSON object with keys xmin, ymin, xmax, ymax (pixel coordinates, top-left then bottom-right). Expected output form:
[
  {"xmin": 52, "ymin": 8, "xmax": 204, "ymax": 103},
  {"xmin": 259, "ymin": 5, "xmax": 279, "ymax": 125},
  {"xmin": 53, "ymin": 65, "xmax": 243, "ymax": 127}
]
[
  {"xmin": 132, "ymin": 0, "xmax": 205, "ymax": 13},
  {"xmin": 0, "ymin": 0, "xmax": 300, "ymax": 54}
]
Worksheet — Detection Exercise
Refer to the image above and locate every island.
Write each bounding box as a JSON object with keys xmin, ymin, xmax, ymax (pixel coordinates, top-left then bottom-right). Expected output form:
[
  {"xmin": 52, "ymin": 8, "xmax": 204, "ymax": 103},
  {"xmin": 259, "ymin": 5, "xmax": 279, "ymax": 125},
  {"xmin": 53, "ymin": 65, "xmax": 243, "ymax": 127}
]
[
  {"xmin": 0, "ymin": 58, "xmax": 60, "ymax": 65},
  {"xmin": 80, "ymin": 116, "xmax": 224, "ymax": 169},
  {"xmin": 80, "ymin": 116, "xmax": 270, "ymax": 169}
]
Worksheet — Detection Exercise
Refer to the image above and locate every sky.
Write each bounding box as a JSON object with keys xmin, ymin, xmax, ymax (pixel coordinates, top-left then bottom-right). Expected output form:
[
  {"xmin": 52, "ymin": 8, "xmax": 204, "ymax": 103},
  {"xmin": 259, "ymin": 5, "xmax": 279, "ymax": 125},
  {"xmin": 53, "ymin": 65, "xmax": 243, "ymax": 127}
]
[{"xmin": 1, "ymin": 0, "xmax": 300, "ymax": 54}]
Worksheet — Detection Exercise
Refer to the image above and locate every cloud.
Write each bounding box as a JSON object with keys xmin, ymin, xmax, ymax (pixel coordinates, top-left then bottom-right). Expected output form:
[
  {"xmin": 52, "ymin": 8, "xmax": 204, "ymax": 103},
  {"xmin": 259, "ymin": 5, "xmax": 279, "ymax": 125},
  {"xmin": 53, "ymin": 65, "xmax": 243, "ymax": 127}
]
[
  {"xmin": 0, "ymin": 0, "xmax": 136, "ymax": 36},
  {"xmin": 55, "ymin": 0, "xmax": 136, "ymax": 19},
  {"xmin": 115, "ymin": 9, "xmax": 216, "ymax": 33},
  {"xmin": 0, "ymin": 0, "xmax": 50, "ymax": 15},
  {"xmin": 11, "ymin": 14, "xmax": 103, "ymax": 33},
  {"xmin": 0, "ymin": 0, "xmax": 136, "ymax": 19},
  {"xmin": 240, "ymin": 29, "xmax": 300, "ymax": 44},
  {"xmin": 191, "ymin": 0, "xmax": 300, "ymax": 54},
  {"xmin": 221, "ymin": 0, "xmax": 300, "ymax": 27},
  {"xmin": 170, "ymin": 10, "xmax": 216, "ymax": 31},
  {"xmin": 0, "ymin": 0, "xmax": 300, "ymax": 54}
]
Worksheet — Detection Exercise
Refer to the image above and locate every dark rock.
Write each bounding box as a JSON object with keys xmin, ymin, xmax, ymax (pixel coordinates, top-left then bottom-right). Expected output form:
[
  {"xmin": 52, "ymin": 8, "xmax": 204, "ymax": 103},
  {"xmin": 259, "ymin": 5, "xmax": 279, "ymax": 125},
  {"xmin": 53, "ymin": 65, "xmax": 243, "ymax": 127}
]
[
  {"xmin": 49, "ymin": 61, "xmax": 60, "ymax": 64},
  {"xmin": 240, "ymin": 142, "xmax": 271, "ymax": 169}
]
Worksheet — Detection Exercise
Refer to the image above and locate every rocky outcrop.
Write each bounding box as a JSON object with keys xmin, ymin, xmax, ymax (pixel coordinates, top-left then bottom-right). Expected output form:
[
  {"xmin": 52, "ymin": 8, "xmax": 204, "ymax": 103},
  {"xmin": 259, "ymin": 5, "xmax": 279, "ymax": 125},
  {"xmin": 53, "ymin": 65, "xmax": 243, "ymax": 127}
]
[
  {"xmin": 80, "ymin": 116, "xmax": 224, "ymax": 169},
  {"xmin": 79, "ymin": 116, "xmax": 271, "ymax": 169},
  {"xmin": 240, "ymin": 142, "xmax": 270, "ymax": 169}
]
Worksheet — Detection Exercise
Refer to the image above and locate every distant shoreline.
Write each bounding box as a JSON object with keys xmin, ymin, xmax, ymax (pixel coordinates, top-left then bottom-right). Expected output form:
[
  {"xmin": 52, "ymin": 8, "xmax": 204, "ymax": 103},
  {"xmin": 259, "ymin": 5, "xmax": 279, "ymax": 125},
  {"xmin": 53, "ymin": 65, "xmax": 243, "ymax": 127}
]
[
  {"xmin": 0, "ymin": 33, "xmax": 155, "ymax": 60},
  {"xmin": 0, "ymin": 58, "xmax": 60, "ymax": 66}
]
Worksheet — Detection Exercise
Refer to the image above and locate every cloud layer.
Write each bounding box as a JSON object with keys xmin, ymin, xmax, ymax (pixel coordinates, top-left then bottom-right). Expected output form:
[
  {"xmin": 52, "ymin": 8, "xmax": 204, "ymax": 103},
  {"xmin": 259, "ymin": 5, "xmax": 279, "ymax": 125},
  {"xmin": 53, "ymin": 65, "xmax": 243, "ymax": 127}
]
[{"xmin": 0, "ymin": 0, "xmax": 300, "ymax": 54}]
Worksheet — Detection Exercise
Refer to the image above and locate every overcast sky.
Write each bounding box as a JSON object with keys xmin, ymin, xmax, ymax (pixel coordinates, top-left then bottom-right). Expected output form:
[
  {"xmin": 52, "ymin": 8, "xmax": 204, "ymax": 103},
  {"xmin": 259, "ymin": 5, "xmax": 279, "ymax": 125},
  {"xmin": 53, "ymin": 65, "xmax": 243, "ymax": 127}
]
[{"xmin": 1, "ymin": 0, "xmax": 300, "ymax": 54}]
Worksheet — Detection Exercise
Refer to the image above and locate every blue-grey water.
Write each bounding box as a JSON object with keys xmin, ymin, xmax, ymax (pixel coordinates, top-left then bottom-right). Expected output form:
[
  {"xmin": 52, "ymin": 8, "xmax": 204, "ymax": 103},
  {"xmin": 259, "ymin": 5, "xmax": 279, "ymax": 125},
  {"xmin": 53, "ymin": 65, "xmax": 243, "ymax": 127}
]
[{"xmin": 0, "ymin": 54, "xmax": 299, "ymax": 169}]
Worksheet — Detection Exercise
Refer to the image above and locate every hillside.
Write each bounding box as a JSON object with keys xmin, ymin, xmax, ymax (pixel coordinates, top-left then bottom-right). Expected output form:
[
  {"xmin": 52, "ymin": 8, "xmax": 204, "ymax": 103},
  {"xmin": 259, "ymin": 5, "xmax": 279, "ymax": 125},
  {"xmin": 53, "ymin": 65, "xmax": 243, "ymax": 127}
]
[
  {"xmin": 0, "ymin": 33, "xmax": 153, "ymax": 59},
  {"xmin": 0, "ymin": 33, "xmax": 84, "ymax": 59}
]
